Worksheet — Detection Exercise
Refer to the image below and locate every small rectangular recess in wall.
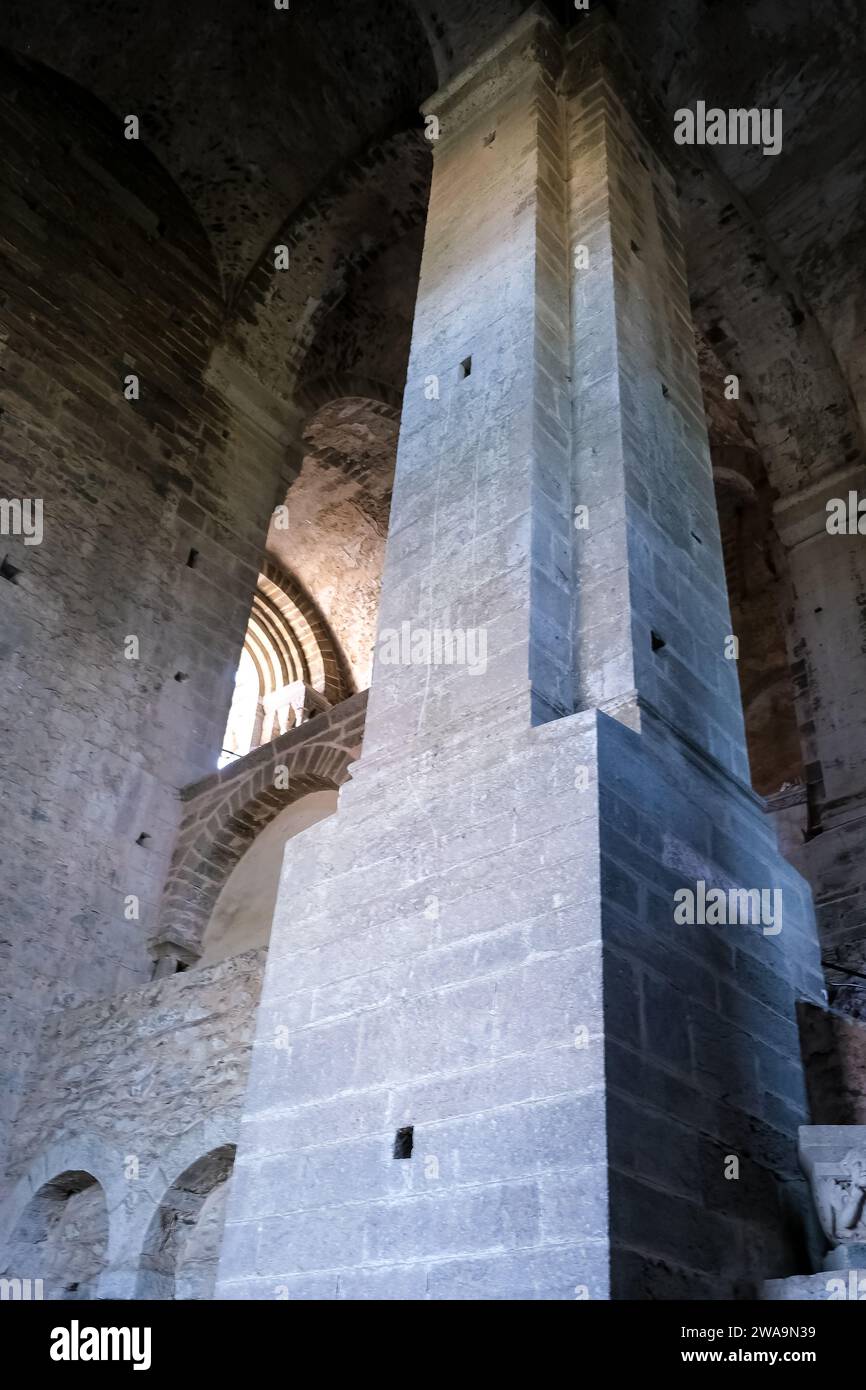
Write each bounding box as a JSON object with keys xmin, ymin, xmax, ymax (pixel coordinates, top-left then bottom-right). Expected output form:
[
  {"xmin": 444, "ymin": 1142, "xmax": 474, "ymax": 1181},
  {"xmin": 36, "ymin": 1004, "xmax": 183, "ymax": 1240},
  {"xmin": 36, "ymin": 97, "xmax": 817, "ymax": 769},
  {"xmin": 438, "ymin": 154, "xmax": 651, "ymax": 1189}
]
[
  {"xmin": 393, "ymin": 1126, "xmax": 414, "ymax": 1159},
  {"xmin": 186, "ymin": 548, "xmax": 199, "ymax": 568},
  {"xmin": 651, "ymin": 630, "xmax": 666, "ymax": 653},
  {"xmin": 0, "ymin": 556, "xmax": 20, "ymax": 584},
  {"xmin": 459, "ymin": 356, "xmax": 472, "ymax": 380}
]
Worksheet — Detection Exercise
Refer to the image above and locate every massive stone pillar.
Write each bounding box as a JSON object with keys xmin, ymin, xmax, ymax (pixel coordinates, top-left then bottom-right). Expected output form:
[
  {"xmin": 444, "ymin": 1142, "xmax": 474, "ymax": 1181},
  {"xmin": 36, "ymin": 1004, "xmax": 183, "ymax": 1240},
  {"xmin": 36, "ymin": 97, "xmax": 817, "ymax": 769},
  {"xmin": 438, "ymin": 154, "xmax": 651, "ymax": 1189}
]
[
  {"xmin": 218, "ymin": 8, "xmax": 823, "ymax": 1300},
  {"xmin": 774, "ymin": 464, "xmax": 866, "ymax": 1007}
]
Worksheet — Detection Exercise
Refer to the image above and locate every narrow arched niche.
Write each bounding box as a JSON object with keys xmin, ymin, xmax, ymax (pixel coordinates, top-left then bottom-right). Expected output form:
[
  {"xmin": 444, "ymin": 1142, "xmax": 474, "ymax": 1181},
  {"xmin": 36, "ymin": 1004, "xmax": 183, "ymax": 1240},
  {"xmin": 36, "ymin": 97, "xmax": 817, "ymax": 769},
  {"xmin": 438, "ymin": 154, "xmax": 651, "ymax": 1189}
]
[
  {"xmin": 0, "ymin": 1170, "xmax": 108, "ymax": 1300},
  {"xmin": 136, "ymin": 1145, "xmax": 236, "ymax": 1301}
]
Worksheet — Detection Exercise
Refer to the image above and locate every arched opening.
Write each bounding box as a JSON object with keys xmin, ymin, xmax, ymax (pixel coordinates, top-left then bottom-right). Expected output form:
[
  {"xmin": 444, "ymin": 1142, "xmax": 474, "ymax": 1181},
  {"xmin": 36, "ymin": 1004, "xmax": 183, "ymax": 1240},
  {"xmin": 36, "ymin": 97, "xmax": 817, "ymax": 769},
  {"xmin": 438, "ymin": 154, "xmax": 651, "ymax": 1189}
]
[
  {"xmin": 220, "ymin": 566, "xmax": 348, "ymax": 765},
  {"xmin": 197, "ymin": 789, "xmax": 339, "ymax": 965},
  {"xmin": 153, "ymin": 708, "xmax": 364, "ymax": 966},
  {"xmin": 221, "ymin": 185, "xmax": 429, "ymax": 722},
  {"xmin": 136, "ymin": 1145, "xmax": 236, "ymax": 1301},
  {"xmin": 264, "ymin": 400, "xmax": 400, "ymax": 697},
  {"xmin": 0, "ymin": 1171, "xmax": 108, "ymax": 1300}
]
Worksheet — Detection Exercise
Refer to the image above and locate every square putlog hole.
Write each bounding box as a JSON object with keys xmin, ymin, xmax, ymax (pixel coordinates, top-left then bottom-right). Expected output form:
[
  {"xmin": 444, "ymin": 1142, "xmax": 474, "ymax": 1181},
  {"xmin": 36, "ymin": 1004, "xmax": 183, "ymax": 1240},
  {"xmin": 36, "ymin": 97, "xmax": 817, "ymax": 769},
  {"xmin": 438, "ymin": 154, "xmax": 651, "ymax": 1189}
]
[{"xmin": 393, "ymin": 1126, "xmax": 414, "ymax": 1160}]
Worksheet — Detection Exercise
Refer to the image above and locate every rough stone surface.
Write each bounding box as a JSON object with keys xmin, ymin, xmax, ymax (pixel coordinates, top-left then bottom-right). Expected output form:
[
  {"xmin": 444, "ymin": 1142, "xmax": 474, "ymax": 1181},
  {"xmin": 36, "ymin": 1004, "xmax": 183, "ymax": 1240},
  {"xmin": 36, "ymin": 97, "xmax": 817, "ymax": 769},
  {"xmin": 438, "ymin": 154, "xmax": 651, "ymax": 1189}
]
[
  {"xmin": 2, "ymin": 0, "xmax": 865, "ymax": 1304},
  {"xmin": 216, "ymin": 12, "xmax": 824, "ymax": 1302},
  {"xmin": 799, "ymin": 1004, "xmax": 866, "ymax": 1126},
  {"xmin": 0, "ymin": 50, "xmax": 278, "ymax": 1175},
  {"xmin": 566, "ymin": 19, "xmax": 750, "ymax": 779},
  {"xmin": 0, "ymin": 950, "xmax": 262, "ymax": 1297},
  {"xmin": 0, "ymin": 1, "xmax": 438, "ymax": 292},
  {"xmin": 599, "ymin": 712, "xmax": 821, "ymax": 1297},
  {"xmin": 3, "ymin": 950, "xmax": 262, "ymax": 1178},
  {"xmin": 154, "ymin": 692, "xmax": 366, "ymax": 960}
]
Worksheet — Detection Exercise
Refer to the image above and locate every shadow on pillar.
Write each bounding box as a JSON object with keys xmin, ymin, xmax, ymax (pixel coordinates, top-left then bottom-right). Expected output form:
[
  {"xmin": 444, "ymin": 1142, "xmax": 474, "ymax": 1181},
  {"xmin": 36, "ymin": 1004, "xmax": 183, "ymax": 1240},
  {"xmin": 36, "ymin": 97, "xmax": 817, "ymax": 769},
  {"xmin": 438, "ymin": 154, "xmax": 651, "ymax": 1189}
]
[{"xmin": 598, "ymin": 710, "xmax": 824, "ymax": 1298}]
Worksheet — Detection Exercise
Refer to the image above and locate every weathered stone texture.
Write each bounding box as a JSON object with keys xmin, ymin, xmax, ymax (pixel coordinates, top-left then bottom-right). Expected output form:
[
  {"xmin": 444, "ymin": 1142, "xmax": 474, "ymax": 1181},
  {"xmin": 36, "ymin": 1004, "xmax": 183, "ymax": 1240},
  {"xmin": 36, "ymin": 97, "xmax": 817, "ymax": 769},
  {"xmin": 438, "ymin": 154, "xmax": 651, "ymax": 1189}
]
[
  {"xmin": 4, "ymin": 949, "xmax": 263, "ymax": 1182},
  {"xmin": 154, "ymin": 692, "xmax": 366, "ymax": 960},
  {"xmin": 0, "ymin": 948, "xmax": 262, "ymax": 1296},
  {"xmin": 220, "ymin": 704, "xmax": 823, "ymax": 1300},
  {"xmin": 1, "ymin": 1, "xmax": 860, "ymax": 1305},
  {"xmin": 217, "ymin": 12, "xmax": 612, "ymax": 1302},
  {"xmin": 770, "ymin": 475, "xmax": 866, "ymax": 992},
  {"xmin": 219, "ymin": 712, "xmax": 610, "ymax": 1301},
  {"xmin": 597, "ymin": 711, "xmax": 823, "ymax": 1297},
  {"xmin": 0, "ymin": 52, "xmax": 286, "ymax": 1175},
  {"xmin": 216, "ymin": 11, "xmax": 828, "ymax": 1302},
  {"xmin": 1, "ymin": 1176, "xmax": 108, "ymax": 1301},
  {"xmin": 799, "ymin": 1003, "xmax": 866, "ymax": 1126},
  {"xmin": 361, "ymin": 9, "xmax": 573, "ymax": 752},
  {"xmin": 0, "ymin": 1, "xmax": 438, "ymax": 293},
  {"xmin": 567, "ymin": 18, "xmax": 749, "ymax": 781}
]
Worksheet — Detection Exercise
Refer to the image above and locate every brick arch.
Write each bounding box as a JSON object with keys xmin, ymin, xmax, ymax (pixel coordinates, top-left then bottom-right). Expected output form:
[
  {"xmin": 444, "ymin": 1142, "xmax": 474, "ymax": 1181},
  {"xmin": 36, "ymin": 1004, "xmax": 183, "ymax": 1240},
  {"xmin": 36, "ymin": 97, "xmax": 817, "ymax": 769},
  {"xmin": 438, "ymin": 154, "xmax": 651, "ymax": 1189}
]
[
  {"xmin": 258, "ymin": 560, "xmax": 352, "ymax": 704},
  {"xmin": 152, "ymin": 692, "xmax": 367, "ymax": 964},
  {"xmin": 299, "ymin": 394, "xmax": 402, "ymax": 497},
  {"xmin": 296, "ymin": 374, "xmax": 404, "ymax": 417}
]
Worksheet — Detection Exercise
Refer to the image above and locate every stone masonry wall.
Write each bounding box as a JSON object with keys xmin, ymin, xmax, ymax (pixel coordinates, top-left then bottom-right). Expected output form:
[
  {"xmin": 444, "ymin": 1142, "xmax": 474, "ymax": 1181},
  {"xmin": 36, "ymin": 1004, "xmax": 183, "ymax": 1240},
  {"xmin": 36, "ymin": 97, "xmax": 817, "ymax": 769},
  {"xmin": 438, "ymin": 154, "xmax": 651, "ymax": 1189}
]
[
  {"xmin": 566, "ymin": 15, "xmax": 824, "ymax": 1298},
  {"xmin": 0, "ymin": 53, "xmax": 289, "ymax": 1176},
  {"xmin": 567, "ymin": 17, "xmax": 750, "ymax": 781},
  {"xmin": 358, "ymin": 12, "xmax": 573, "ymax": 760},
  {"xmin": 219, "ymin": 715, "xmax": 610, "ymax": 1301},
  {"xmin": 216, "ymin": 11, "xmax": 616, "ymax": 1302},
  {"xmin": 598, "ymin": 713, "xmax": 823, "ymax": 1298},
  {"xmin": 218, "ymin": 9, "xmax": 826, "ymax": 1301},
  {"xmin": 798, "ymin": 1002, "xmax": 866, "ymax": 1126},
  {"xmin": 772, "ymin": 474, "xmax": 866, "ymax": 994},
  {"xmin": 154, "ymin": 692, "xmax": 367, "ymax": 961},
  {"xmin": 0, "ymin": 948, "xmax": 263, "ymax": 1294},
  {"xmin": 4, "ymin": 949, "xmax": 264, "ymax": 1182}
]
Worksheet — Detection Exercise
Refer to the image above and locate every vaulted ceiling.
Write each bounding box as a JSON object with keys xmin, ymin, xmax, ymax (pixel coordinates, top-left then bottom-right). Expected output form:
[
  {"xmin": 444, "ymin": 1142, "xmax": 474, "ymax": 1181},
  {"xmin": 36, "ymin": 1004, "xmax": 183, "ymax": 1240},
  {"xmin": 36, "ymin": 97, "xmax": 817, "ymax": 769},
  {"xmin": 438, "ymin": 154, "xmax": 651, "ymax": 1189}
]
[
  {"xmin": 3, "ymin": 0, "xmax": 864, "ymax": 498},
  {"xmin": 0, "ymin": 0, "xmax": 437, "ymax": 294}
]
